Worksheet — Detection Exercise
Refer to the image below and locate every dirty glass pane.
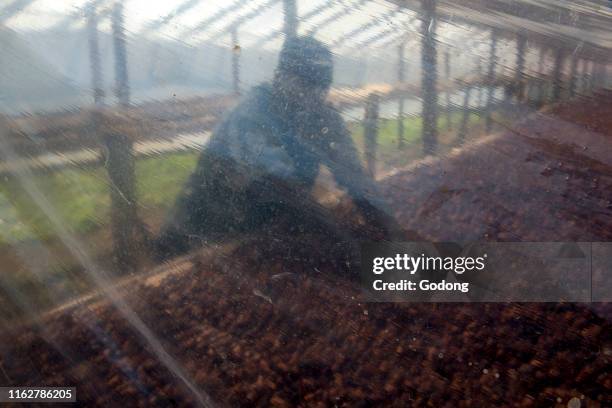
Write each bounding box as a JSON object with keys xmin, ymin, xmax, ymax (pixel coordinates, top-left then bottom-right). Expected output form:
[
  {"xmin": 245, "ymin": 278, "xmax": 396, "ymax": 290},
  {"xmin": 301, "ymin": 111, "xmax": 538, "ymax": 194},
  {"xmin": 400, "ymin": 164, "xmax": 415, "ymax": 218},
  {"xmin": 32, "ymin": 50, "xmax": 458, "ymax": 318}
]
[{"xmin": 0, "ymin": 0, "xmax": 610, "ymax": 406}]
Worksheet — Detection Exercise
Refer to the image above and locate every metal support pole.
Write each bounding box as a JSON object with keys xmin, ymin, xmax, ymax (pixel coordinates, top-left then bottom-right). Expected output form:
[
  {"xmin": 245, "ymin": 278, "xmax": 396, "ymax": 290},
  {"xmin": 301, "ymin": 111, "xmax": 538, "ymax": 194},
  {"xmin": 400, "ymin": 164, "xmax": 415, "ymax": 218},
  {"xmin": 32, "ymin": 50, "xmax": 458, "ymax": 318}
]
[
  {"xmin": 112, "ymin": 3, "xmax": 130, "ymax": 107},
  {"xmin": 582, "ymin": 59, "xmax": 591, "ymax": 93},
  {"xmin": 587, "ymin": 60, "xmax": 595, "ymax": 92},
  {"xmin": 420, "ymin": 0, "xmax": 438, "ymax": 155},
  {"xmin": 578, "ymin": 59, "xmax": 585, "ymax": 93},
  {"xmin": 477, "ymin": 58, "xmax": 484, "ymax": 107},
  {"xmin": 537, "ymin": 47, "xmax": 546, "ymax": 105},
  {"xmin": 444, "ymin": 50, "xmax": 451, "ymax": 129},
  {"xmin": 594, "ymin": 62, "xmax": 605, "ymax": 90},
  {"xmin": 283, "ymin": 0, "xmax": 297, "ymax": 38},
  {"xmin": 484, "ymin": 29, "xmax": 498, "ymax": 133},
  {"xmin": 515, "ymin": 34, "xmax": 526, "ymax": 102},
  {"xmin": 552, "ymin": 47, "xmax": 564, "ymax": 101},
  {"xmin": 457, "ymin": 86, "xmax": 472, "ymax": 145},
  {"xmin": 364, "ymin": 93, "xmax": 380, "ymax": 178},
  {"xmin": 109, "ymin": 1, "xmax": 137, "ymax": 271},
  {"xmin": 397, "ymin": 42, "xmax": 405, "ymax": 148},
  {"xmin": 592, "ymin": 62, "xmax": 600, "ymax": 90},
  {"xmin": 568, "ymin": 54, "xmax": 578, "ymax": 97},
  {"xmin": 231, "ymin": 27, "xmax": 241, "ymax": 95},
  {"xmin": 87, "ymin": 4, "xmax": 104, "ymax": 107}
]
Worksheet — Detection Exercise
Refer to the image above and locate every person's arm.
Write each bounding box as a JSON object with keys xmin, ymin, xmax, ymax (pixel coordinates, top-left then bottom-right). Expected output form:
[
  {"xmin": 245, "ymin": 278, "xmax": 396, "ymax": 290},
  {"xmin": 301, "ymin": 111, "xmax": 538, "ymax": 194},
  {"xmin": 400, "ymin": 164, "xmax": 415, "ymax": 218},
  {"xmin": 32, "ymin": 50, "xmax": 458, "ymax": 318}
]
[{"xmin": 322, "ymin": 115, "xmax": 410, "ymax": 241}]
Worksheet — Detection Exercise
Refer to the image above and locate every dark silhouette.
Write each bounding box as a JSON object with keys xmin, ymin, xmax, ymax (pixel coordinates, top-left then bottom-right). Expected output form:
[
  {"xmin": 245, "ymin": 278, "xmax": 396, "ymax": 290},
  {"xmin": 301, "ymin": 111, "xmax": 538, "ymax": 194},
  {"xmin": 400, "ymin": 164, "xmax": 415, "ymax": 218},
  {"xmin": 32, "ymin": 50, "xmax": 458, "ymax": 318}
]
[{"xmin": 157, "ymin": 36, "xmax": 408, "ymax": 265}]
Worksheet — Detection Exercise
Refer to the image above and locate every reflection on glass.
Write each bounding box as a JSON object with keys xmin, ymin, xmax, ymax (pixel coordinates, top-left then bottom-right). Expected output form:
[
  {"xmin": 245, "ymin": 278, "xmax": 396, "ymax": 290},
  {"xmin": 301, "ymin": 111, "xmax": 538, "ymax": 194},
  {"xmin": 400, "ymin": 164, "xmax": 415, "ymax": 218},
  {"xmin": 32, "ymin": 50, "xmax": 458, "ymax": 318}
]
[{"xmin": 0, "ymin": 1, "xmax": 610, "ymax": 406}]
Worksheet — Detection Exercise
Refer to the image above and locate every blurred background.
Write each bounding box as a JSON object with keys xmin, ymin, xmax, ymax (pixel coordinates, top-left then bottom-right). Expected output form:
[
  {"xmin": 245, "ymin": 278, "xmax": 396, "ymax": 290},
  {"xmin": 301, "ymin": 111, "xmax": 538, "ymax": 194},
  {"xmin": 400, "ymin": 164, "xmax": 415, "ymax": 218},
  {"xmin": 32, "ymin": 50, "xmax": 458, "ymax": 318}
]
[{"xmin": 0, "ymin": 1, "xmax": 611, "ymax": 406}]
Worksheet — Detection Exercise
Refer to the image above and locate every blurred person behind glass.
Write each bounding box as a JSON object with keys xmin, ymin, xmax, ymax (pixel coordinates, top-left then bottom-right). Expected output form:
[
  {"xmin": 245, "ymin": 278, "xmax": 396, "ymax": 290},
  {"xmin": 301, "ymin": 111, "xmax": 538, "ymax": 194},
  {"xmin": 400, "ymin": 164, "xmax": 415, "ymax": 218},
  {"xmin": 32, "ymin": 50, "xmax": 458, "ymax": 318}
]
[{"xmin": 156, "ymin": 36, "xmax": 410, "ymax": 270}]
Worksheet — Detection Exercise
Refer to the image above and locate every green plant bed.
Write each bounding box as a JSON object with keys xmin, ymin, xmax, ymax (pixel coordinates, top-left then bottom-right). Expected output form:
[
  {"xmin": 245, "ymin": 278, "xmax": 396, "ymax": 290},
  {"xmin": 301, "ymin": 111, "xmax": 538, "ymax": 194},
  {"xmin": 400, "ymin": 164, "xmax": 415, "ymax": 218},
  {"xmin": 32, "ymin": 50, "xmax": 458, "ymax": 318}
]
[
  {"xmin": 349, "ymin": 111, "xmax": 485, "ymax": 168},
  {"xmin": 0, "ymin": 152, "xmax": 199, "ymax": 245}
]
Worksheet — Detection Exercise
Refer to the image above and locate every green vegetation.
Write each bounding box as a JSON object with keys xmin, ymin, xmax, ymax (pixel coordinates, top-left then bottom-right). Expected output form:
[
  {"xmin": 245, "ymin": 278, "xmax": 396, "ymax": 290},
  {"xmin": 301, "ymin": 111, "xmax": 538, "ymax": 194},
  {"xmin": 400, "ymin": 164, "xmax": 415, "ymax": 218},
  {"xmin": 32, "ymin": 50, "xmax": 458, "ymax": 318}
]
[
  {"xmin": 136, "ymin": 151, "xmax": 199, "ymax": 209},
  {"xmin": 0, "ymin": 112, "xmax": 485, "ymax": 245},
  {"xmin": 351, "ymin": 110, "xmax": 484, "ymax": 167},
  {"xmin": 0, "ymin": 167, "xmax": 111, "ymax": 244},
  {"xmin": 0, "ymin": 152, "xmax": 199, "ymax": 244}
]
